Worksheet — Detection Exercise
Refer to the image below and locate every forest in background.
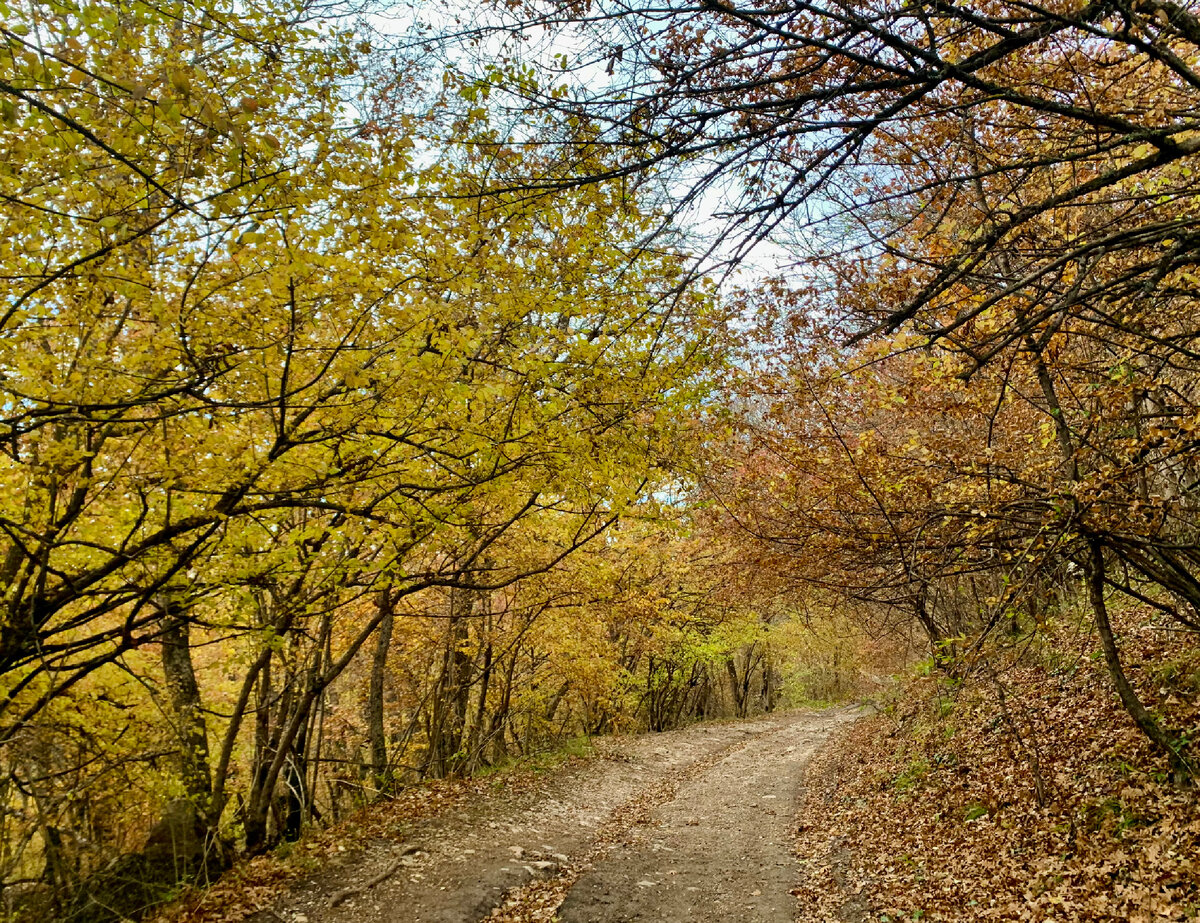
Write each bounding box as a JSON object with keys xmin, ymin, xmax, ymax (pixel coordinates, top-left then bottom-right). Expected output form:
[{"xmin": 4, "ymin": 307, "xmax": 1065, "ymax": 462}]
[{"xmin": 1, "ymin": 0, "xmax": 1198, "ymax": 920}]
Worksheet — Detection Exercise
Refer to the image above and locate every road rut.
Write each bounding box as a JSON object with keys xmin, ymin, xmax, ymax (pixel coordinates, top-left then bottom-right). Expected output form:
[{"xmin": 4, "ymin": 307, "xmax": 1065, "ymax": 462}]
[{"xmin": 557, "ymin": 710, "xmax": 852, "ymax": 922}]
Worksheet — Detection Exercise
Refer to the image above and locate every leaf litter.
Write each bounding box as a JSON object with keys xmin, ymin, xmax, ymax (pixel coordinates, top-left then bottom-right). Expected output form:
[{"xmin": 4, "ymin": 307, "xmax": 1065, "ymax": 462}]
[{"xmin": 792, "ymin": 613, "xmax": 1200, "ymax": 922}]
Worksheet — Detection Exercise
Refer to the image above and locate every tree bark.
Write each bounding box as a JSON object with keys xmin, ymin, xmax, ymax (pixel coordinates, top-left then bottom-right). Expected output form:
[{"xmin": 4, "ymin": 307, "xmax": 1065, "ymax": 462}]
[
  {"xmin": 158, "ymin": 599, "xmax": 213, "ymax": 811},
  {"xmin": 367, "ymin": 590, "xmax": 395, "ymax": 790}
]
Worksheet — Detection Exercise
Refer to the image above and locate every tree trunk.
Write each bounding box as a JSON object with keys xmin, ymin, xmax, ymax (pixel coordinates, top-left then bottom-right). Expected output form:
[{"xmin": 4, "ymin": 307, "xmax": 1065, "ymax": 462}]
[
  {"xmin": 1030, "ymin": 342, "xmax": 1192, "ymax": 777},
  {"xmin": 466, "ymin": 641, "xmax": 493, "ymax": 772},
  {"xmin": 488, "ymin": 649, "xmax": 518, "ymax": 763},
  {"xmin": 244, "ymin": 655, "xmax": 272, "ymax": 853},
  {"xmin": 427, "ymin": 588, "xmax": 474, "ymax": 778},
  {"xmin": 1086, "ymin": 539, "xmax": 1191, "ymax": 778},
  {"xmin": 725, "ymin": 658, "xmax": 746, "ymax": 718},
  {"xmin": 761, "ymin": 646, "xmax": 776, "ymax": 711},
  {"xmin": 367, "ymin": 590, "xmax": 395, "ymax": 790},
  {"xmin": 159, "ymin": 600, "xmax": 213, "ymax": 811}
]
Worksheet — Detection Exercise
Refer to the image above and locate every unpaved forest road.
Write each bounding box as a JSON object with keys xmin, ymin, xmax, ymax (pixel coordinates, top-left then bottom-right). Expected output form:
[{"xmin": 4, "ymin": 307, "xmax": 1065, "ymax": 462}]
[{"xmin": 257, "ymin": 709, "xmax": 857, "ymax": 923}]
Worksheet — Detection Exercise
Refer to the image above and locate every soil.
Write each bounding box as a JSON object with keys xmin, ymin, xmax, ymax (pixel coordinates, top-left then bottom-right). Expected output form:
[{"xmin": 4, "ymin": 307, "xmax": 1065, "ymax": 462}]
[{"xmin": 252, "ymin": 708, "xmax": 858, "ymax": 923}]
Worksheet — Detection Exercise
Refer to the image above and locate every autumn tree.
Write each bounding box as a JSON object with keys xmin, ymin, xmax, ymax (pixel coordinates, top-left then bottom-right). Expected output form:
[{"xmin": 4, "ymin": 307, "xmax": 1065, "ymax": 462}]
[
  {"xmin": 457, "ymin": 0, "xmax": 1200, "ymax": 773},
  {"xmin": 0, "ymin": 0, "xmax": 737, "ymax": 913}
]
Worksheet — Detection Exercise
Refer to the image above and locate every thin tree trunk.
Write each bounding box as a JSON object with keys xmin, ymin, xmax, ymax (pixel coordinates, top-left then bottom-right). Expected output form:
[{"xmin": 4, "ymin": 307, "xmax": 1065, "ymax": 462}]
[
  {"xmin": 761, "ymin": 645, "xmax": 776, "ymax": 711},
  {"xmin": 467, "ymin": 640, "xmax": 493, "ymax": 771},
  {"xmin": 245, "ymin": 655, "xmax": 272, "ymax": 851},
  {"xmin": 244, "ymin": 597, "xmax": 394, "ymax": 852},
  {"xmin": 725, "ymin": 658, "xmax": 745, "ymax": 718},
  {"xmin": 367, "ymin": 590, "xmax": 395, "ymax": 790},
  {"xmin": 428, "ymin": 588, "xmax": 473, "ymax": 777},
  {"xmin": 488, "ymin": 649, "xmax": 518, "ymax": 763},
  {"xmin": 1029, "ymin": 343, "xmax": 1190, "ymax": 775},
  {"xmin": 1086, "ymin": 539, "xmax": 1191, "ymax": 777},
  {"xmin": 448, "ymin": 592, "xmax": 473, "ymax": 774}
]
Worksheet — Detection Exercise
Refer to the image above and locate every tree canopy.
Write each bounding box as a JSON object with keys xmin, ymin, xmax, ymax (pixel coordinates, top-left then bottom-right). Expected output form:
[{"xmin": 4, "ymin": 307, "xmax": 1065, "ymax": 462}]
[
  {"xmin": 1, "ymin": 0, "xmax": 1198, "ymax": 918},
  {"xmin": 451, "ymin": 0, "xmax": 1200, "ymax": 772}
]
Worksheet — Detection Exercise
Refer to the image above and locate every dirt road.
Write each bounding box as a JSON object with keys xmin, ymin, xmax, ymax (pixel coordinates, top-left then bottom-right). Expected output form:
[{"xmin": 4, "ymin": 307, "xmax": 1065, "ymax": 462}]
[{"xmin": 258, "ymin": 708, "xmax": 856, "ymax": 923}]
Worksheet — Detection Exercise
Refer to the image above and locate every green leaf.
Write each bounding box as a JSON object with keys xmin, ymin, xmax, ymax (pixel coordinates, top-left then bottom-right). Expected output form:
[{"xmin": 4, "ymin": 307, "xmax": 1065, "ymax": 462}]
[{"xmin": 964, "ymin": 804, "xmax": 989, "ymax": 822}]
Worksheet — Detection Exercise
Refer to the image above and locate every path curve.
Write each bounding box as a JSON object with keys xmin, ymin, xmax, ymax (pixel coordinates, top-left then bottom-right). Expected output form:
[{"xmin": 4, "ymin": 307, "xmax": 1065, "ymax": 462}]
[
  {"xmin": 257, "ymin": 708, "xmax": 856, "ymax": 923},
  {"xmin": 557, "ymin": 709, "xmax": 852, "ymax": 922}
]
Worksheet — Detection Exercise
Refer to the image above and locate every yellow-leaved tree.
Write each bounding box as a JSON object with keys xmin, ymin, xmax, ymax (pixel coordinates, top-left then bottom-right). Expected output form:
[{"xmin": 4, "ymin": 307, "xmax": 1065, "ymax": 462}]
[{"xmin": 0, "ymin": 0, "xmax": 729, "ymax": 914}]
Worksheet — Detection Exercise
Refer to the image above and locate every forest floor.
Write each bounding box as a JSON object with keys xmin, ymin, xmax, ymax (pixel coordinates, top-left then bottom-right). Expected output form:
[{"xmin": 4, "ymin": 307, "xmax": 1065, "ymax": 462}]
[
  {"xmin": 791, "ymin": 616, "xmax": 1200, "ymax": 922},
  {"xmin": 187, "ymin": 708, "xmax": 857, "ymax": 923}
]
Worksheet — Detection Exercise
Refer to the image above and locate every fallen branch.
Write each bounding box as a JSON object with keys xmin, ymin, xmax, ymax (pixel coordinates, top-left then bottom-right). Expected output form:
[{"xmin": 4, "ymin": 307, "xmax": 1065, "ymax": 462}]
[{"xmin": 327, "ymin": 845, "xmax": 420, "ymax": 908}]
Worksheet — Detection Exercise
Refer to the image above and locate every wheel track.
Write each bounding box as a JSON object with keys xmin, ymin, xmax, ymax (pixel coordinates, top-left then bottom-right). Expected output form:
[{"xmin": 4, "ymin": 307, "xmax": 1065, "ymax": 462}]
[{"xmin": 477, "ymin": 729, "xmax": 761, "ymax": 923}]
